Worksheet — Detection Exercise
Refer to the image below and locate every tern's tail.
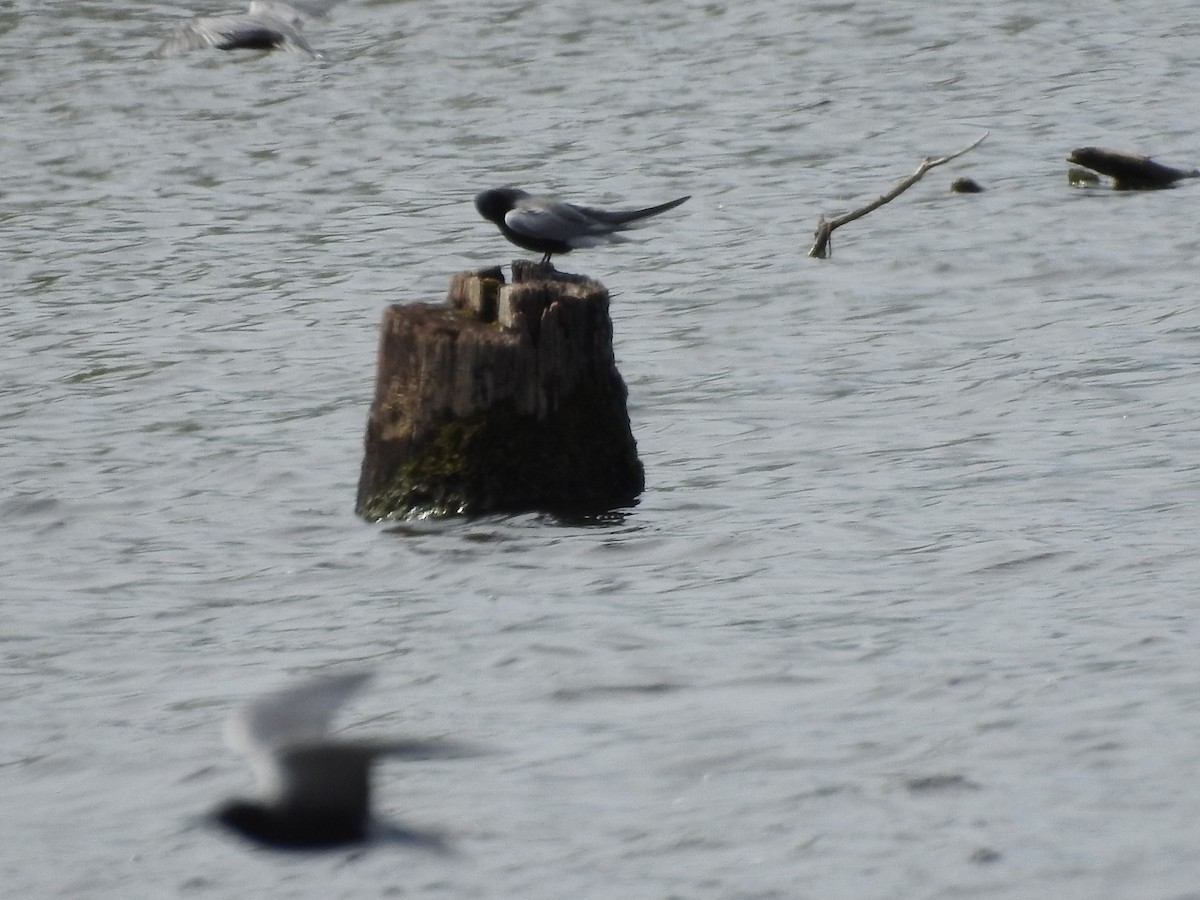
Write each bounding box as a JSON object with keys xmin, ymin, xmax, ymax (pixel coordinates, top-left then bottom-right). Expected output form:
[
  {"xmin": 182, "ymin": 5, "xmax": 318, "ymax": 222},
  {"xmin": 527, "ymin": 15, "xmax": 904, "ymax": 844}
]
[{"xmin": 593, "ymin": 195, "xmax": 691, "ymax": 226}]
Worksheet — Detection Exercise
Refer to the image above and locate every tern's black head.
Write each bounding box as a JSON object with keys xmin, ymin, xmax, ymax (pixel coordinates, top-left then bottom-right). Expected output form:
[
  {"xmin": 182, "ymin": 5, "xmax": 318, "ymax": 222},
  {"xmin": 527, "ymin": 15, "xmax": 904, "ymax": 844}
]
[
  {"xmin": 474, "ymin": 188, "xmax": 528, "ymax": 225},
  {"xmin": 216, "ymin": 799, "xmax": 367, "ymax": 850}
]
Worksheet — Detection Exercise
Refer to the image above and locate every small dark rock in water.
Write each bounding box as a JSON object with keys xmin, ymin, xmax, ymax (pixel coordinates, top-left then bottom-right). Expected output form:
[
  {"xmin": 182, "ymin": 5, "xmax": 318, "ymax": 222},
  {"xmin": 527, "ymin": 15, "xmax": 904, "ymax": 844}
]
[
  {"xmin": 1067, "ymin": 147, "xmax": 1200, "ymax": 190},
  {"xmin": 971, "ymin": 847, "xmax": 1002, "ymax": 864},
  {"xmin": 950, "ymin": 177, "xmax": 984, "ymax": 193},
  {"xmin": 213, "ymin": 671, "xmax": 475, "ymax": 851}
]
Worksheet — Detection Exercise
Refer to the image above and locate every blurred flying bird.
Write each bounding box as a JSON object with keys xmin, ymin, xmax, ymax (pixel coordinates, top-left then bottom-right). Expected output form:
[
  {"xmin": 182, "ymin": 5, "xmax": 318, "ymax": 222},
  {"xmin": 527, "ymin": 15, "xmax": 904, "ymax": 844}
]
[
  {"xmin": 156, "ymin": 0, "xmax": 343, "ymax": 57},
  {"xmin": 213, "ymin": 671, "xmax": 475, "ymax": 850},
  {"xmin": 474, "ymin": 187, "xmax": 691, "ymax": 265}
]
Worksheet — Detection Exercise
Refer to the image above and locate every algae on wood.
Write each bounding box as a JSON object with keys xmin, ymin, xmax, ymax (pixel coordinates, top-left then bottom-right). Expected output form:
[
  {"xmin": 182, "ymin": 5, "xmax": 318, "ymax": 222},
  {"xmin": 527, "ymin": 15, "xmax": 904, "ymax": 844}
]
[{"xmin": 356, "ymin": 262, "xmax": 644, "ymax": 519}]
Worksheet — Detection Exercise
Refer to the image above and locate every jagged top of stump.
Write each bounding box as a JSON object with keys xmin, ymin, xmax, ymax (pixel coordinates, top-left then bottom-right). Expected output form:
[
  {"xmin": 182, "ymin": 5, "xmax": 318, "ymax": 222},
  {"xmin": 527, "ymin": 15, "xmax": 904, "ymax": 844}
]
[{"xmin": 447, "ymin": 262, "xmax": 609, "ymax": 344}]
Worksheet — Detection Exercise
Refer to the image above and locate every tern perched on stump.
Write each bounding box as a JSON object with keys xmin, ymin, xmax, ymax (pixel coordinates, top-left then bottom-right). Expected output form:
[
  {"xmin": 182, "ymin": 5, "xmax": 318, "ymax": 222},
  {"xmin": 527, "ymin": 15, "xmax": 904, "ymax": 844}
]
[{"xmin": 474, "ymin": 187, "xmax": 690, "ymax": 265}]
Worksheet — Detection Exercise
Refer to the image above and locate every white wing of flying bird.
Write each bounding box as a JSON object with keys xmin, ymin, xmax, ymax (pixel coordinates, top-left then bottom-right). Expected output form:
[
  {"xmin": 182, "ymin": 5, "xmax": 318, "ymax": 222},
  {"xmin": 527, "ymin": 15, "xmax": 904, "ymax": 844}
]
[{"xmin": 224, "ymin": 670, "xmax": 372, "ymax": 804}]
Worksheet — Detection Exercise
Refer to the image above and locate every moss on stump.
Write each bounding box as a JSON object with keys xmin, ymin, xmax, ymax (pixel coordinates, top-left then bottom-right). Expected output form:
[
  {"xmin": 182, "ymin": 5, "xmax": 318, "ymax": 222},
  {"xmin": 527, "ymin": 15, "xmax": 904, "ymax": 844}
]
[{"xmin": 356, "ymin": 262, "xmax": 644, "ymax": 519}]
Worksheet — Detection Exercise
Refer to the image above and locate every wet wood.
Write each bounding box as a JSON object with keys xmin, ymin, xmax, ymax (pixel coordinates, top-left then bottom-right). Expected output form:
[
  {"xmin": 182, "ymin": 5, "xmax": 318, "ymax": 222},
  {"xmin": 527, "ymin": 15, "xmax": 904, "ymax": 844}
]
[
  {"xmin": 1067, "ymin": 147, "xmax": 1199, "ymax": 190},
  {"xmin": 356, "ymin": 262, "xmax": 644, "ymax": 519},
  {"xmin": 808, "ymin": 132, "xmax": 988, "ymax": 259}
]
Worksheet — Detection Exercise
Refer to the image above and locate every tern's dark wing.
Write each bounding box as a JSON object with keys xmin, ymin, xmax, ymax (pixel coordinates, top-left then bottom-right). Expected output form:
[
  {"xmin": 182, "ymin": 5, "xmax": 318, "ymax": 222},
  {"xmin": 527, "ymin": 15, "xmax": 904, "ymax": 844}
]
[
  {"xmin": 274, "ymin": 738, "xmax": 479, "ymax": 818},
  {"xmin": 504, "ymin": 199, "xmax": 625, "ymax": 246}
]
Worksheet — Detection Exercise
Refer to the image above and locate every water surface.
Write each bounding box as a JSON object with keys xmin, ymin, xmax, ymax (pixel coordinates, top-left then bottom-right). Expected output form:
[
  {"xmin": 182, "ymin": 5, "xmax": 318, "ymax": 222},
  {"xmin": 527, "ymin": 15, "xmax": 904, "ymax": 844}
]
[{"xmin": 5, "ymin": 1, "xmax": 1200, "ymax": 897}]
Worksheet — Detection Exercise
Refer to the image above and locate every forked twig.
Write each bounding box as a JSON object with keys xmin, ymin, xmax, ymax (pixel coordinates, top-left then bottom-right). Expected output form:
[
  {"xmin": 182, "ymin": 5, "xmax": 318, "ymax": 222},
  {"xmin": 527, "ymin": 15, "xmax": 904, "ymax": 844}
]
[{"xmin": 808, "ymin": 132, "xmax": 989, "ymax": 259}]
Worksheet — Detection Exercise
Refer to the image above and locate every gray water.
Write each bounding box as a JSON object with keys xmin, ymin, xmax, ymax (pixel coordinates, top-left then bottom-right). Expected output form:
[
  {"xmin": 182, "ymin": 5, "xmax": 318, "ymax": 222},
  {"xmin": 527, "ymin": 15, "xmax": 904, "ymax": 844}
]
[{"xmin": 5, "ymin": 0, "xmax": 1200, "ymax": 896}]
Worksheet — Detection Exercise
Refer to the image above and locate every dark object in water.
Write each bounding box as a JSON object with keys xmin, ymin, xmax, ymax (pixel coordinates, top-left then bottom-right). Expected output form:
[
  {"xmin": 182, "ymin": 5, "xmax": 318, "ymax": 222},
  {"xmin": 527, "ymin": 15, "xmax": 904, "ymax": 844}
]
[
  {"xmin": 213, "ymin": 671, "xmax": 474, "ymax": 850},
  {"xmin": 1067, "ymin": 147, "xmax": 1200, "ymax": 190},
  {"xmin": 950, "ymin": 177, "xmax": 984, "ymax": 193}
]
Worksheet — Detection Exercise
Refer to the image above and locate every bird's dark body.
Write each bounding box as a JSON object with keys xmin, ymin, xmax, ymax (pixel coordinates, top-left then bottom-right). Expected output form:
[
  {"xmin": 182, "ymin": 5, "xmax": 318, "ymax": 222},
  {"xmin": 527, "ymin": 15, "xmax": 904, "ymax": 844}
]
[{"xmin": 216, "ymin": 800, "xmax": 366, "ymax": 850}]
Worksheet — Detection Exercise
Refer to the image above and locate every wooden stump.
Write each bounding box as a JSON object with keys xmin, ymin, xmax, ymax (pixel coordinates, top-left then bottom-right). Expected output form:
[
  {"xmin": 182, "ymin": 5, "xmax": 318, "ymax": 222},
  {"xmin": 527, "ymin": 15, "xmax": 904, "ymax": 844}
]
[{"xmin": 356, "ymin": 262, "xmax": 644, "ymax": 519}]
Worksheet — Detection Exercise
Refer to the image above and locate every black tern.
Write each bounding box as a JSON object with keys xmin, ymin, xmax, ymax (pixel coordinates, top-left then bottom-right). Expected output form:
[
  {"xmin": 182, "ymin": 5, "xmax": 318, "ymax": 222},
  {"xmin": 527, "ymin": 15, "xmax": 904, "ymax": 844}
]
[
  {"xmin": 156, "ymin": 1, "xmax": 342, "ymax": 58},
  {"xmin": 474, "ymin": 187, "xmax": 691, "ymax": 265},
  {"xmin": 214, "ymin": 671, "xmax": 473, "ymax": 850}
]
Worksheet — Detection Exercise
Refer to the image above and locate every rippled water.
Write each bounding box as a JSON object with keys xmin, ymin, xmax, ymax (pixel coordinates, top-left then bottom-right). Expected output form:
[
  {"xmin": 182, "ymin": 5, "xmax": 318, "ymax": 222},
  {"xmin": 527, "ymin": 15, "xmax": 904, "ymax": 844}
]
[{"xmin": 6, "ymin": 0, "xmax": 1200, "ymax": 896}]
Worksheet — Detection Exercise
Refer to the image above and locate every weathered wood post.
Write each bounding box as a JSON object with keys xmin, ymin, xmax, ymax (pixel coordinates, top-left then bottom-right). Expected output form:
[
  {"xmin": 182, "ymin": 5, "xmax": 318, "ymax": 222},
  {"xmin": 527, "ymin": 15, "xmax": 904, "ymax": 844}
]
[{"xmin": 356, "ymin": 261, "xmax": 644, "ymax": 519}]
